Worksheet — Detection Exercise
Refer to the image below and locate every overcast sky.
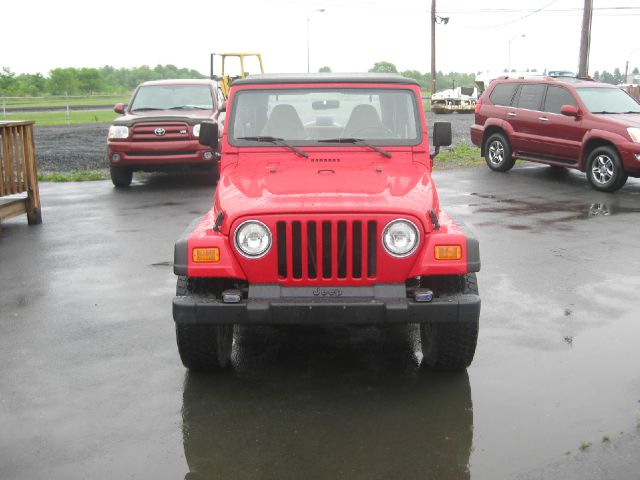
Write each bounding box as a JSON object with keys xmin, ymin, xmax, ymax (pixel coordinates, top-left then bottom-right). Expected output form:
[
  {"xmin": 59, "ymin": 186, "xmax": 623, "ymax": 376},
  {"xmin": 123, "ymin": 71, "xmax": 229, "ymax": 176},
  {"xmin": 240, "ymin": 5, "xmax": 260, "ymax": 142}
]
[{"xmin": 3, "ymin": 0, "xmax": 639, "ymax": 77}]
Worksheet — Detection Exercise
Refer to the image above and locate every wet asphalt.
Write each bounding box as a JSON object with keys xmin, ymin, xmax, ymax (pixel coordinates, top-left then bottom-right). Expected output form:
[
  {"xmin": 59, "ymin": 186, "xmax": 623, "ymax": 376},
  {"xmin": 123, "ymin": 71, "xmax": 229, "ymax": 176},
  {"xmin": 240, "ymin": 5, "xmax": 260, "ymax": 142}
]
[{"xmin": 1, "ymin": 165, "xmax": 640, "ymax": 479}]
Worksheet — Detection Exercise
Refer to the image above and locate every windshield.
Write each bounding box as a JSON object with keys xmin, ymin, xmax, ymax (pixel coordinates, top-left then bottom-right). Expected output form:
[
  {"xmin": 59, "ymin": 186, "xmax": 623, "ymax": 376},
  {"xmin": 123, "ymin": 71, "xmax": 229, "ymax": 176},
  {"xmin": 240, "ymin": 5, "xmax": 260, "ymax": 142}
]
[
  {"xmin": 229, "ymin": 88, "xmax": 421, "ymax": 146},
  {"xmin": 576, "ymin": 87, "xmax": 640, "ymax": 113},
  {"xmin": 130, "ymin": 85, "xmax": 214, "ymax": 111}
]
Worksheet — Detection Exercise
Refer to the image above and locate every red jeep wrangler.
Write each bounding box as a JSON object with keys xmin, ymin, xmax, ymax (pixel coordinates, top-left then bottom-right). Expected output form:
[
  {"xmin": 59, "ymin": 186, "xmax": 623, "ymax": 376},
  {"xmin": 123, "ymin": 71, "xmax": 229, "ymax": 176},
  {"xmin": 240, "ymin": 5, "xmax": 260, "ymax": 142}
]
[
  {"xmin": 173, "ymin": 73, "xmax": 481, "ymax": 371},
  {"xmin": 107, "ymin": 79, "xmax": 223, "ymax": 187}
]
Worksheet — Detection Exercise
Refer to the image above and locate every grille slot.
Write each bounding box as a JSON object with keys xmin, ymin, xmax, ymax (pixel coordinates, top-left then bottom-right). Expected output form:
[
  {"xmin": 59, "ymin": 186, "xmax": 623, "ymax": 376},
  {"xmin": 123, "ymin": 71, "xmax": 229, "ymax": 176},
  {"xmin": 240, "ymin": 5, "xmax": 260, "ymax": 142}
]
[{"xmin": 276, "ymin": 219, "xmax": 377, "ymax": 282}]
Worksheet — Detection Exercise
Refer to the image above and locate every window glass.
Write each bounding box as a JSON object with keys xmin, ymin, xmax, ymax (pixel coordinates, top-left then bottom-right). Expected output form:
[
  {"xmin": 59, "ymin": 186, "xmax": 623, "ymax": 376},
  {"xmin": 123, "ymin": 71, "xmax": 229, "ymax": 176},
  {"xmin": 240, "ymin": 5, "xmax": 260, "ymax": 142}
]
[
  {"xmin": 229, "ymin": 88, "xmax": 420, "ymax": 145},
  {"xmin": 544, "ymin": 86, "xmax": 577, "ymax": 114},
  {"xmin": 515, "ymin": 84, "xmax": 545, "ymax": 110},
  {"xmin": 130, "ymin": 85, "xmax": 213, "ymax": 111},
  {"xmin": 489, "ymin": 83, "xmax": 518, "ymax": 106},
  {"xmin": 576, "ymin": 87, "xmax": 640, "ymax": 113}
]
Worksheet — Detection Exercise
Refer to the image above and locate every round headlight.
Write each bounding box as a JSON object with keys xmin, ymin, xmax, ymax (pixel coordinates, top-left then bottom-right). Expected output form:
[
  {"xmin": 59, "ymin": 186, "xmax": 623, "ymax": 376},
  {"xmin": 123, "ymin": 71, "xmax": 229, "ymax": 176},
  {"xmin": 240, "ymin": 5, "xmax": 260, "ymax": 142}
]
[
  {"xmin": 382, "ymin": 219, "xmax": 419, "ymax": 257},
  {"xmin": 193, "ymin": 123, "xmax": 201, "ymax": 137},
  {"xmin": 234, "ymin": 221, "xmax": 272, "ymax": 258},
  {"xmin": 108, "ymin": 125, "xmax": 129, "ymax": 139}
]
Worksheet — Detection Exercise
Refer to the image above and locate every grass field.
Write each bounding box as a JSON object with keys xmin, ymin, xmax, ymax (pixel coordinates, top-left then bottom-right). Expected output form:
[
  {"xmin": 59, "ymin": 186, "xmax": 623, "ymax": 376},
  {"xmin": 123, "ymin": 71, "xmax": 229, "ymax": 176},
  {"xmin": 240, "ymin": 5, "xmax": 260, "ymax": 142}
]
[
  {"xmin": 433, "ymin": 144, "xmax": 483, "ymax": 169},
  {"xmin": 1, "ymin": 94, "xmax": 130, "ymax": 109},
  {"xmin": 3, "ymin": 109, "xmax": 117, "ymax": 125}
]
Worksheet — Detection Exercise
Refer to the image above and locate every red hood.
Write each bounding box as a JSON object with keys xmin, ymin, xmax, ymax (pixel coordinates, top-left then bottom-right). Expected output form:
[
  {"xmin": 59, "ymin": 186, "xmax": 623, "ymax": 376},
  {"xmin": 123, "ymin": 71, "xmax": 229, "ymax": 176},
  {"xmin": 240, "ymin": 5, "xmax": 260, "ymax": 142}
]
[
  {"xmin": 593, "ymin": 113, "xmax": 640, "ymax": 129},
  {"xmin": 214, "ymin": 151, "xmax": 439, "ymax": 233},
  {"xmin": 113, "ymin": 109, "xmax": 215, "ymax": 126}
]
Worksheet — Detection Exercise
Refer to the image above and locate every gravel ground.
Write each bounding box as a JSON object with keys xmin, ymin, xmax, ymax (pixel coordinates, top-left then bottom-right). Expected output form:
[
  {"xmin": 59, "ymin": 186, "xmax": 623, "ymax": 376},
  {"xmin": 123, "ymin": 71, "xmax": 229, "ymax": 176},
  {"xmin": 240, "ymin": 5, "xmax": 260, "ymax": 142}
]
[{"xmin": 33, "ymin": 112, "xmax": 474, "ymax": 172}]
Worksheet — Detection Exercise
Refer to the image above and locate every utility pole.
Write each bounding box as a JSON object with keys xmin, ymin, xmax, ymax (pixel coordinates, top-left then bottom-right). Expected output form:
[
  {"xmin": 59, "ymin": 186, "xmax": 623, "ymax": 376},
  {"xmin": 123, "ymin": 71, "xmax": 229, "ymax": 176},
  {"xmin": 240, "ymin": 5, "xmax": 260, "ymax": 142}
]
[
  {"xmin": 430, "ymin": 0, "xmax": 436, "ymax": 95},
  {"xmin": 578, "ymin": 0, "xmax": 593, "ymax": 77}
]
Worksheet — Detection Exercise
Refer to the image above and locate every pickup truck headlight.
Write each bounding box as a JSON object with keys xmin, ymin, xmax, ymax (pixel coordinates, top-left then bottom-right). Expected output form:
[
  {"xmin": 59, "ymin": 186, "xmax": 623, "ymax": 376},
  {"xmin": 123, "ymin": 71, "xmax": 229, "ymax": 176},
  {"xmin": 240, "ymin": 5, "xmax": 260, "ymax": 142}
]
[
  {"xmin": 382, "ymin": 219, "xmax": 419, "ymax": 257},
  {"xmin": 193, "ymin": 123, "xmax": 201, "ymax": 138},
  {"xmin": 235, "ymin": 221, "xmax": 272, "ymax": 258},
  {"xmin": 108, "ymin": 125, "xmax": 129, "ymax": 139},
  {"xmin": 627, "ymin": 127, "xmax": 640, "ymax": 143}
]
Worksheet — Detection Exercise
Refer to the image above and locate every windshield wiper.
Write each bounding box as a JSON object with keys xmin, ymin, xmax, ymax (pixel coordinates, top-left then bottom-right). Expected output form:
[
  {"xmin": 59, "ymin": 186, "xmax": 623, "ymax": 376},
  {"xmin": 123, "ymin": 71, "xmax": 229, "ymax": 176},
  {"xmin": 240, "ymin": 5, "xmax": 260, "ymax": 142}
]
[
  {"xmin": 318, "ymin": 138, "xmax": 392, "ymax": 158},
  {"xmin": 168, "ymin": 105, "xmax": 210, "ymax": 110},
  {"xmin": 622, "ymin": 110, "xmax": 640, "ymax": 114},
  {"xmin": 130, "ymin": 107, "xmax": 163, "ymax": 112},
  {"xmin": 590, "ymin": 111, "xmax": 616, "ymax": 114},
  {"xmin": 236, "ymin": 136, "xmax": 309, "ymax": 158}
]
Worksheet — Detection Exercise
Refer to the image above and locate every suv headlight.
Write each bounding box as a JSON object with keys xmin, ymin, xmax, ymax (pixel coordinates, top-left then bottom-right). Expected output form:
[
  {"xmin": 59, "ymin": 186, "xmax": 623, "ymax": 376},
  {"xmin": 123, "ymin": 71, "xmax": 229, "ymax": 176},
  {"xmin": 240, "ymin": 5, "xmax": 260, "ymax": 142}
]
[
  {"xmin": 108, "ymin": 125, "xmax": 129, "ymax": 139},
  {"xmin": 193, "ymin": 123, "xmax": 201, "ymax": 137},
  {"xmin": 627, "ymin": 127, "xmax": 640, "ymax": 143},
  {"xmin": 382, "ymin": 219, "xmax": 419, "ymax": 257},
  {"xmin": 235, "ymin": 221, "xmax": 272, "ymax": 258}
]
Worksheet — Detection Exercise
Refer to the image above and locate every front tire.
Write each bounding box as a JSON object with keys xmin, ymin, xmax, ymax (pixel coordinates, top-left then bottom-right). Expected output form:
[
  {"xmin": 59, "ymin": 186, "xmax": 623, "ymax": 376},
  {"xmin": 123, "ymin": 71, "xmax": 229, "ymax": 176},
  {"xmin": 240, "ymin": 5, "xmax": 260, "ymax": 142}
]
[
  {"xmin": 586, "ymin": 146, "xmax": 627, "ymax": 192},
  {"xmin": 110, "ymin": 165, "xmax": 132, "ymax": 188},
  {"xmin": 484, "ymin": 133, "xmax": 515, "ymax": 172},
  {"xmin": 175, "ymin": 276, "xmax": 234, "ymax": 371},
  {"xmin": 420, "ymin": 273, "xmax": 480, "ymax": 371}
]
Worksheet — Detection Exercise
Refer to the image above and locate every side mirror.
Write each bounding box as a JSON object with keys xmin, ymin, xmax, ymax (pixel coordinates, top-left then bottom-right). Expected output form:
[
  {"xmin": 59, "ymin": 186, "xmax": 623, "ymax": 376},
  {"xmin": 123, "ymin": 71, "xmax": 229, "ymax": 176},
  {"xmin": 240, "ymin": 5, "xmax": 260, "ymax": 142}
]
[
  {"xmin": 199, "ymin": 122, "xmax": 219, "ymax": 149},
  {"xmin": 560, "ymin": 104, "xmax": 579, "ymax": 117},
  {"xmin": 431, "ymin": 122, "xmax": 452, "ymax": 158},
  {"xmin": 114, "ymin": 103, "xmax": 125, "ymax": 114}
]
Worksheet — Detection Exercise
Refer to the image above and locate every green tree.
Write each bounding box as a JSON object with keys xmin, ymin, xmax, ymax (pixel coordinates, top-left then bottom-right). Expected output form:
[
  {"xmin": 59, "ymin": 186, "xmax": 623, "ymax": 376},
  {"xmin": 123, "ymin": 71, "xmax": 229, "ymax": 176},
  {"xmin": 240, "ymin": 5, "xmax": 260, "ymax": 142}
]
[
  {"xmin": 369, "ymin": 61, "xmax": 398, "ymax": 73},
  {"xmin": 633, "ymin": 67, "xmax": 639, "ymax": 75},
  {"xmin": 613, "ymin": 67, "xmax": 623, "ymax": 84},
  {"xmin": 593, "ymin": 71, "xmax": 600, "ymax": 81},
  {"xmin": 319, "ymin": 66, "xmax": 331, "ymax": 73},
  {"xmin": 48, "ymin": 68, "xmax": 81, "ymax": 95}
]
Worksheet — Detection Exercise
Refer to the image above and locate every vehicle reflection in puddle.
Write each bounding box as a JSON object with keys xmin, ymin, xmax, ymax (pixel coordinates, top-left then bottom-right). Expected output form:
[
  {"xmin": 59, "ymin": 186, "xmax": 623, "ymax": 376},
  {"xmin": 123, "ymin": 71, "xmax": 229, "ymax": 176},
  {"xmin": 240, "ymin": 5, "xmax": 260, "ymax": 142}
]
[
  {"xmin": 469, "ymin": 193, "xmax": 640, "ymax": 230},
  {"xmin": 181, "ymin": 325, "xmax": 473, "ymax": 480}
]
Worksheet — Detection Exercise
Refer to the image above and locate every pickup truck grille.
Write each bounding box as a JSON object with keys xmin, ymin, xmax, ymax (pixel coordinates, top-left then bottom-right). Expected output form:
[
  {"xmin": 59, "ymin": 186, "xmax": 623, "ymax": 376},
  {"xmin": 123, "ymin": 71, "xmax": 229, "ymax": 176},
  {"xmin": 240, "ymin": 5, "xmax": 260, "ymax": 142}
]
[
  {"xmin": 130, "ymin": 122, "xmax": 190, "ymax": 142},
  {"xmin": 276, "ymin": 219, "xmax": 377, "ymax": 281}
]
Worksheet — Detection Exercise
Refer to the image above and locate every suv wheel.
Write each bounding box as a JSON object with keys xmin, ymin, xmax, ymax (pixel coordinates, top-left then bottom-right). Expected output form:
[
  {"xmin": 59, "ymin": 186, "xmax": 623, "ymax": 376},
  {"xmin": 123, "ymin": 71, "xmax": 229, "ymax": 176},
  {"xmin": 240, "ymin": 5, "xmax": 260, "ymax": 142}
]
[
  {"xmin": 484, "ymin": 133, "xmax": 515, "ymax": 172},
  {"xmin": 175, "ymin": 276, "xmax": 234, "ymax": 371},
  {"xmin": 586, "ymin": 146, "xmax": 628, "ymax": 192},
  {"xmin": 110, "ymin": 166, "xmax": 133, "ymax": 188},
  {"xmin": 420, "ymin": 273, "xmax": 479, "ymax": 371}
]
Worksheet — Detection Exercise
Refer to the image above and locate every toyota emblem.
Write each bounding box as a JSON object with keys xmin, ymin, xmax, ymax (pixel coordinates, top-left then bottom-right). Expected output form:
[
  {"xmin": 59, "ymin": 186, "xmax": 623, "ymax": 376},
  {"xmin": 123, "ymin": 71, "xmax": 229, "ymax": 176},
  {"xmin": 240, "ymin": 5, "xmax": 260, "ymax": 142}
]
[{"xmin": 154, "ymin": 128, "xmax": 166, "ymax": 136}]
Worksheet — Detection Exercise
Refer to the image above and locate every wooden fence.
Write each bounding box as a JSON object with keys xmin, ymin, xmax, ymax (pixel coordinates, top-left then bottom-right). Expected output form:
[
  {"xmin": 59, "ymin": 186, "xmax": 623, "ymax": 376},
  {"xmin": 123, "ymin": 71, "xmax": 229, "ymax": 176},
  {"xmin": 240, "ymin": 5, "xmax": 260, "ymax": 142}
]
[
  {"xmin": 0, "ymin": 121, "xmax": 42, "ymax": 227},
  {"xmin": 623, "ymin": 85, "xmax": 640, "ymax": 101}
]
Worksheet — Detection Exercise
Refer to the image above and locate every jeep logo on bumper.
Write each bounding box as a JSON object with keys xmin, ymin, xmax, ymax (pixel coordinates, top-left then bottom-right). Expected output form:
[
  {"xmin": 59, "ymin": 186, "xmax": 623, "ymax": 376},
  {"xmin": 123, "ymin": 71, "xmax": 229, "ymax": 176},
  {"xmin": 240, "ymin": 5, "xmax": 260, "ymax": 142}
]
[
  {"xmin": 312, "ymin": 288, "xmax": 343, "ymax": 297},
  {"xmin": 154, "ymin": 128, "xmax": 166, "ymax": 136}
]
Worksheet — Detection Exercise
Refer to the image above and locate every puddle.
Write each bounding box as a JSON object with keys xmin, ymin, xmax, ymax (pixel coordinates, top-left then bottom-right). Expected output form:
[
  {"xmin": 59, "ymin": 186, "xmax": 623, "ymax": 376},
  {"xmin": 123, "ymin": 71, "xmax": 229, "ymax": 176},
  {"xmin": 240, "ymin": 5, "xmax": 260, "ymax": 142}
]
[{"xmin": 469, "ymin": 193, "xmax": 640, "ymax": 228}]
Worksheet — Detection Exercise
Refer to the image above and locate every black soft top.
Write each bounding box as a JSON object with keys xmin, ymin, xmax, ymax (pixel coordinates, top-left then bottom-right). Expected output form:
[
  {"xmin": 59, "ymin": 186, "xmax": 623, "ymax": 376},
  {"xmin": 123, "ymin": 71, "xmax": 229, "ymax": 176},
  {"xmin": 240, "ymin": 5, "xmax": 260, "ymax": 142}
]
[{"xmin": 232, "ymin": 73, "xmax": 419, "ymax": 86}]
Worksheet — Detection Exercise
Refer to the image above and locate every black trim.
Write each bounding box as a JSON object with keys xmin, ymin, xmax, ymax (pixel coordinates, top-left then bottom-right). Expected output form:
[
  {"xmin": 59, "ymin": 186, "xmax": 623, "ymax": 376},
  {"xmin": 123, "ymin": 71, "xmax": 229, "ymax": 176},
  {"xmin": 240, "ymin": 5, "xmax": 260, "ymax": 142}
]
[
  {"xmin": 174, "ymin": 216, "xmax": 204, "ymax": 275},
  {"xmin": 447, "ymin": 217, "xmax": 481, "ymax": 273},
  {"xmin": 173, "ymin": 285, "xmax": 480, "ymax": 325},
  {"xmin": 232, "ymin": 73, "xmax": 419, "ymax": 86}
]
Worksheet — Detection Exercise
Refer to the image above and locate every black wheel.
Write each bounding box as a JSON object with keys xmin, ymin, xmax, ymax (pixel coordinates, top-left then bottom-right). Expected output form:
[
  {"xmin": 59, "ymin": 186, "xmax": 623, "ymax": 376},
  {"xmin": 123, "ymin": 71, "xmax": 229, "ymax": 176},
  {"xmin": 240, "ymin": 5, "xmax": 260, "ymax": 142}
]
[
  {"xmin": 110, "ymin": 165, "xmax": 132, "ymax": 187},
  {"xmin": 484, "ymin": 133, "xmax": 515, "ymax": 172},
  {"xmin": 175, "ymin": 276, "xmax": 233, "ymax": 372},
  {"xmin": 586, "ymin": 146, "xmax": 627, "ymax": 192},
  {"xmin": 420, "ymin": 273, "xmax": 480, "ymax": 371}
]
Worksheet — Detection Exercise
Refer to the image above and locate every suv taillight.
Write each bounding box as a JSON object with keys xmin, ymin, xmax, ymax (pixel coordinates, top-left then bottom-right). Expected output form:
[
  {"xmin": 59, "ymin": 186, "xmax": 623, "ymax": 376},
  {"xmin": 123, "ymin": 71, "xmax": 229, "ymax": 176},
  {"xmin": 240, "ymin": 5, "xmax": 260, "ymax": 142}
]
[{"xmin": 474, "ymin": 98, "xmax": 483, "ymax": 114}]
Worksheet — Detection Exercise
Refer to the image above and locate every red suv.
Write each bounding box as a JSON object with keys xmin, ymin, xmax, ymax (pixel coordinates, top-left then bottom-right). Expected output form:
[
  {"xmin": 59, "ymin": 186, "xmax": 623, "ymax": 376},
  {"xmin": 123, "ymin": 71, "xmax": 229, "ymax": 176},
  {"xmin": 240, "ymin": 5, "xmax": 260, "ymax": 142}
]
[
  {"xmin": 107, "ymin": 79, "xmax": 223, "ymax": 187},
  {"xmin": 172, "ymin": 73, "xmax": 481, "ymax": 372},
  {"xmin": 471, "ymin": 76, "xmax": 640, "ymax": 191}
]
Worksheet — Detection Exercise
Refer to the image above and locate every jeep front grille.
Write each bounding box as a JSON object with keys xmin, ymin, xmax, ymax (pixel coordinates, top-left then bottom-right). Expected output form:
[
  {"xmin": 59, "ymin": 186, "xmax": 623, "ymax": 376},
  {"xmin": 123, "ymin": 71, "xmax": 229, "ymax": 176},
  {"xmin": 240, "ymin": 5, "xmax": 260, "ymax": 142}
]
[{"xmin": 276, "ymin": 220, "xmax": 377, "ymax": 281}]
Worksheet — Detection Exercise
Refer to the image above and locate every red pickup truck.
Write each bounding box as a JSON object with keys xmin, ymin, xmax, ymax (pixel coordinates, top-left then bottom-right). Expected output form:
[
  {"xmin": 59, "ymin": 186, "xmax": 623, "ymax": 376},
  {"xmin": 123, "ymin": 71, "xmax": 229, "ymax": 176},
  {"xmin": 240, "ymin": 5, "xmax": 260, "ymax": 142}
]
[
  {"xmin": 107, "ymin": 79, "xmax": 223, "ymax": 187},
  {"xmin": 172, "ymin": 73, "xmax": 481, "ymax": 372}
]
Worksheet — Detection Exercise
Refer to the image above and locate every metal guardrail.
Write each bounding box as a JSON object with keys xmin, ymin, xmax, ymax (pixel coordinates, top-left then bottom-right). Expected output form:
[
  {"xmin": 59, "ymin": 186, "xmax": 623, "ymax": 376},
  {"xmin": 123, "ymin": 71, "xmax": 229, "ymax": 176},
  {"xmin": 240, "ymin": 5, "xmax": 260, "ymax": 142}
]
[{"xmin": 0, "ymin": 121, "xmax": 42, "ymax": 227}]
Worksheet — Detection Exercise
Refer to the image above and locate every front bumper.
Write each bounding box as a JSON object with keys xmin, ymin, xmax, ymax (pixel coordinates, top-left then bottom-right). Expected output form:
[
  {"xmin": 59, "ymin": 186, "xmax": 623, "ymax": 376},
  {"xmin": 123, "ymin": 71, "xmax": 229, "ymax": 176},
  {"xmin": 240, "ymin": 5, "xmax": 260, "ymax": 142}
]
[
  {"xmin": 108, "ymin": 140, "xmax": 213, "ymax": 167},
  {"xmin": 173, "ymin": 284, "xmax": 481, "ymax": 325}
]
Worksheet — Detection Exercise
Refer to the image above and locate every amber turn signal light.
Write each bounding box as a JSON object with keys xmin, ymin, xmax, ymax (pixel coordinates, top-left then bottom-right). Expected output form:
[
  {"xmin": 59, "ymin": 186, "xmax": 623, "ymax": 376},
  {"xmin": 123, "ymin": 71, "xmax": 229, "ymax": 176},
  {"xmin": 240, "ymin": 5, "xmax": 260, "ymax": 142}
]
[
  {"xmin": 192, "ymin": 247, "xmax": 220, "ymax": 263},
  {"xmin": 434, "ymin": 245, "xmax": 461, "ymax": 260}
]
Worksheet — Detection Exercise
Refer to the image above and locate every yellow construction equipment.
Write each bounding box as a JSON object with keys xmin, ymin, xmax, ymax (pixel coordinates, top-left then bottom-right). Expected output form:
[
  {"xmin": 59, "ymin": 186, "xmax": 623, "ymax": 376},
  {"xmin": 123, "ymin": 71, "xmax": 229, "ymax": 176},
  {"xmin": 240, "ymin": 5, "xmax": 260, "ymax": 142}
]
[{"xmin": 210, "ymin": 53, "xmax": 264, "ymax": 98}]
